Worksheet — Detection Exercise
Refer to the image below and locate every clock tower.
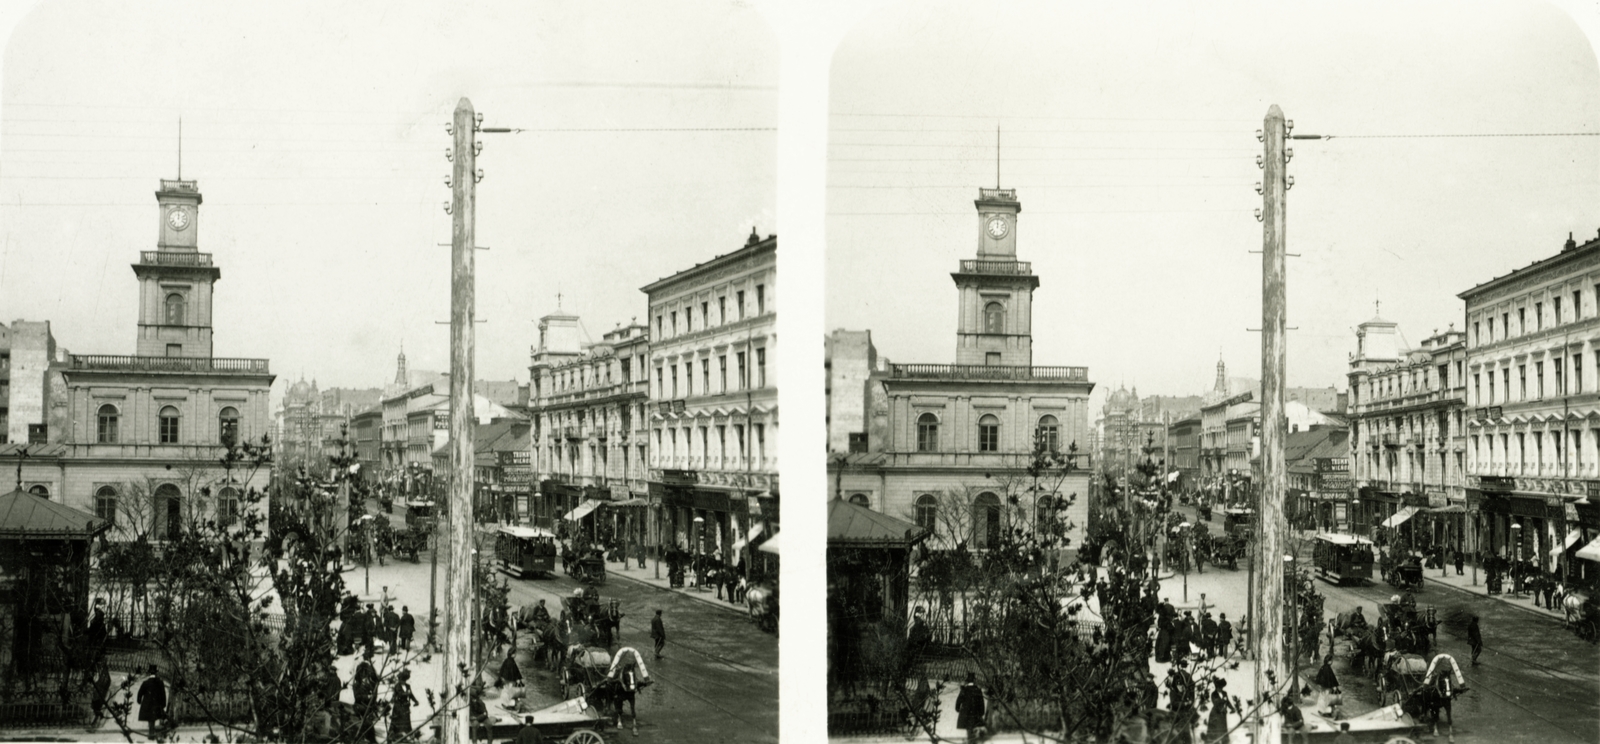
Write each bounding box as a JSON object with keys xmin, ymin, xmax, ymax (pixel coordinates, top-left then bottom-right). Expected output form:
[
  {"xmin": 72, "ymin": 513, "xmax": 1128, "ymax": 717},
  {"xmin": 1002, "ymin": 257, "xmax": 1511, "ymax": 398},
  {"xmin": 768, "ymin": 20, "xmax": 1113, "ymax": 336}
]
[
  {"xmin": 133, "ymin": 178, "xmax": 220, "ymax": 357},
  {"xmin": 952, "ymin": 187, "xmax": 1038, "ymax": 366}
]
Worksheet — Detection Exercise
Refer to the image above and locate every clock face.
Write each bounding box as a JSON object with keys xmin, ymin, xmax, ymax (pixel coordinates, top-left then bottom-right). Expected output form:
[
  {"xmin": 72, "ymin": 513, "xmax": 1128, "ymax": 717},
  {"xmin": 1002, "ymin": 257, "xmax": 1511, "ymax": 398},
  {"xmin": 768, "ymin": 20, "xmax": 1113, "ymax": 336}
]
[
  {"xmin": 986, "ymin": 215, "xmax": 1009, "ymax": 239},
  {"xmin": 167, "ymin": 207, "xmax": 191, "ymax": 231}
]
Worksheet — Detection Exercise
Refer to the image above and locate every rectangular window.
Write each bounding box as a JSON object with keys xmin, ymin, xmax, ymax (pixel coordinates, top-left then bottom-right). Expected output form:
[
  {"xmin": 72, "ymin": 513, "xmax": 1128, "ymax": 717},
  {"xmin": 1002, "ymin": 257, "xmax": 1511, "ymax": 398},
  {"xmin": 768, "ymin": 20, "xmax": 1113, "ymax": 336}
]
[
  {"xmin": 718, "ymin": 296, "xmax": 727, "ymax": 324},
  {"xmin": 1577, "ymin": 354, "xmax": 1585, "ymax": 394},
  {"xmin": 737, "ymin": 351, "xmax": 748, "ymax": 390},
  {"xmin": 1537, "ymin": 361, "xmax": 1545, "ymax": 398},
  {"xmin": 671, "ymin": 311, "xmax": 678, "ymax": 336},
  {"xmin": 1474, "ymin": 373, "xmax": 1481, "ymax": 403},
  {"xmin": 719, "ymin": 356, "xmax": 728, "ymax": 393},
  {"xmin": 1502, "ymin": 313, "xmax": 1509, "ymax": 338},
  {"xmin": 27, "ymin": 424, "xmax": 46, "ymax": 444},
  {"xmin": 754, "ymin": 423, "xmax": 766, "ymax": 465},
  {"xmin": 979, "ymin": 421, "xmax": 999, "ymax": 452},
  {"xmin": 702, "ymin": 301, "xmax": 709, "ymax": 328},
  {"xmin": 986, "ymin": 352, "xmax": 1002, "ymax": 366},
  {"xmin": 1556, "ymin": 358, "xmax": 1565, "ymax": 395},
  {"xmin": 848, "ymin": 432, "xmax": 868, "ymax": 454},
  {"xmin": 1438, "ymin": 364, "xmax": 1448, "ymax": 390},
  {"xmin": 1489, "ymin": 375, "xmax": 1496, "ymax": 404},
  {"xmin": 656, "ymin": 368, "xmax": 664, "ymax": 399},
  {"xmin": 735, "ymin": 424, "xmax": 746, "ymax": 460},
  {"xmin": 756, "ymin": 348, "xmax": 767, "ymax": 387},
  {"xmin": 1576, "ymin": 291, "xmax": 1583, "ymax": 320},
  {"xmin": 671, "ymin": 366, "xmax": 678, "ymax": 398},
  {"xmin": 1520, "ymin": 365, "xmax": 1527, "ymax": 400},
  {"xmin": 702, "ymin": 359, "xmax": 710, "ymax": 393},
  {"xmin": 1519, "ymin": 307, "xmax": 1526, "ymax": 335},
  {"xmin": 756, "ymin": 284, "xmax": 766, "ymax": 315},
  {"xmin": 165, "ymin": 344, "xmax": 181, "ymax": 357},
  {"xmin": 1473, "ymin": 321, "xmax": 1481, "ymax": 346},
  {"xmin": 656, "ymin": 316, "xmax": 663, "ymax": 338},
  {"xmin": 621, "ymin": 358, "xmax": 631, "ymax": 383},
  {"xmin": 737, "ymin": 290, "xmax": 746, "ymax": 320},
  {"xmin": 1536, "ymin": 302, "xmax": 1544, "ymax": 331},
  {"xmin": 917, "ymin": 418, "xmax": 937, "ymax": 452},
  {"xmin": 718, "ymin": 425, "xmax": 726, "ymax": 461},
  {"xmin": 1555, "ymin": 297, "xmax": 1564, "ymax": 325}
]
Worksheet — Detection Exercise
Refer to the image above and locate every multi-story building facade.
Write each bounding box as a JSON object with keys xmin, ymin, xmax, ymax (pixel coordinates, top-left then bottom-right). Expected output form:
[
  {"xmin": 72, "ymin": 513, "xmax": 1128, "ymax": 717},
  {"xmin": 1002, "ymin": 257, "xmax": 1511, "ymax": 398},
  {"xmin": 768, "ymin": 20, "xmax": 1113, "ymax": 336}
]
[
  {"xmin": 0, "ymin": 321, "xmax": 71, "ymax": 449},
  {"xmin": 1461, "ymin": 232, "xmax": 1600, "ymax": 589},
  {"xmin": 350, "ymin": 407, "xmax": 382, "ymax": 468},
  {"xmin": 1169, "ymin": 416, "xmax": 1201, "ymax": 486},
  {"xmin": 0, "ymin": 177, "xmax": 275, "ymax": 538},
  {"xmin": 527, "ymin": 316, "xmax": 651, "ymax": 538},
  {"xmin": 1199, "ymin": 392, "xmax": 1256, "ymax": 495},
  {"xmin": 1347, "ymin": 318, "xmax": 1469, "ymax": 545},
  {"xmin": 643, "ymin": 229, "xmax": 778, "ymax": 562},
  {"xmin": 1286, "ymin": 425, "xmax": 1349, "ymax": 531},
  {"xmin": 828, "ymin": 188, "xmax": 1094, "ymax": 555}
]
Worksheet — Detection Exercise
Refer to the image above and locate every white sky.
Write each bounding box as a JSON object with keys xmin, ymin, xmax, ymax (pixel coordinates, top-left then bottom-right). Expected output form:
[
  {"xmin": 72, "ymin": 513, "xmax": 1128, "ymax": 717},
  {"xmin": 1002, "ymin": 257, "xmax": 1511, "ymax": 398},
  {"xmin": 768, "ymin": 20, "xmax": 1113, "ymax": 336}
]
[
  {"xmin": 825, "ymin": 0, "xmax": 1600, "ymax": 412},
  {"xmin": 0, "ymin": 0, "xmax": 776, "ymax": 402}
]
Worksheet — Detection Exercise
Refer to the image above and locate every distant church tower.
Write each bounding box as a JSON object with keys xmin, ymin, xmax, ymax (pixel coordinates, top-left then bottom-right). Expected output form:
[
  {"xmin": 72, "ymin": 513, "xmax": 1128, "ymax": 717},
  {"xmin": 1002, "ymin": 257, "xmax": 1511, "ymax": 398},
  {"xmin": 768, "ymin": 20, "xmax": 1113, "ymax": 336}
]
[
  {"xmin": 394, "ymin": 345, "xmax": 408, "ymax": 387},
  {"xmin": 952, "ymin": 187, "xmax": 1038, "ymax": 366},
  {"xmin": 1213, "ymin": 357, "xmax": 1227, "ymax": 395},
  {"xmin": 134, "ymin": 178, "xmax": 217, "ymax": 357}
]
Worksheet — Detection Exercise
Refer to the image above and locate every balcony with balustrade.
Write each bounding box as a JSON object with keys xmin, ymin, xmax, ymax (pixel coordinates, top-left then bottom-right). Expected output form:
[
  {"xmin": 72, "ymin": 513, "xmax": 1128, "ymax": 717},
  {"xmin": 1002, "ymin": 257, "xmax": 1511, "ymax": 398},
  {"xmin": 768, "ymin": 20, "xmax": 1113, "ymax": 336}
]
[
  {"xmin": 68, "ymin": 354, "xmax": 270, "ymax": 375},
  {"xmin": 889, "ymin": 363, "xmax": 1088, "ymax": 382}
]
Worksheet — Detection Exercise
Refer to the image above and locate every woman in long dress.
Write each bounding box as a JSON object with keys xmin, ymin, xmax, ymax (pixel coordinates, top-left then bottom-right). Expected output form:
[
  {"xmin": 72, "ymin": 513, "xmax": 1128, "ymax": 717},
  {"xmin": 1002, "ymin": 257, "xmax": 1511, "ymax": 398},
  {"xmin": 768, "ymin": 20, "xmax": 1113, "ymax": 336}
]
[
  {"xmin": 389, "ymin": 669, "xmax": 418, "ymax": 742},
  {"xmin": 1205, "ymin": 677, "xmax": 1236, "ymax": 743}
]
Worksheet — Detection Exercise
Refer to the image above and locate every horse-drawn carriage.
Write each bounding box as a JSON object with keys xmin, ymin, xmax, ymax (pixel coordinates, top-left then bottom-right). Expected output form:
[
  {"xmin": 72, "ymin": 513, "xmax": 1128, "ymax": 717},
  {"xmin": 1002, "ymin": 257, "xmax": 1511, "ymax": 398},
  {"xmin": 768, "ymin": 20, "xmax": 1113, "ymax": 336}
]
[
  {"xmin": 564, "ymin": 546, "xmax": 608, "ymax": 585},
  {"xmin": 1380, "ymin": 600, "xmax": 1437, "ymax": 655},
  {"xmin": 560, "ymin": 645, "xmax": 614, "ymax": 698},
  {"xmin": 747, "ymin": 581, "xmax": 777, "ymax": 633},
  {"xmin": 1382, "ymin": 550, "xmax": 1425, "ymax": 591},
  {"xmin": 560, "ymin": 588, "xmax": 623, "ymax": 647},
  {"xmin": 1378, "ymin": 651, "xmax": 1430, "ymax": 705},
  {"xmin": 441, "ymin": 693, "xmax": 615, "ymax": 744},
  {"xmin": 1206, "ymin": 532, "xmax": 1247, "ymax": 570}
]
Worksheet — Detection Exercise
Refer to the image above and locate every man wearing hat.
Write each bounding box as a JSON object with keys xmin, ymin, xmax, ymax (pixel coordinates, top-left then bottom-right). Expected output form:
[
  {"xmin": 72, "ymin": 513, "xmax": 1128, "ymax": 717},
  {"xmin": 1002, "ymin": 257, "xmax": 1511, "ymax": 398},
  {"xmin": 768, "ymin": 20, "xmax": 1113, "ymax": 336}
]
[
  {"xmin": 955, "ymin": 672, "xmax": 986, "ymax": 743},
  {"xmin": 513, "ymin": 714, "xmax": 546, "ymax": 743}
]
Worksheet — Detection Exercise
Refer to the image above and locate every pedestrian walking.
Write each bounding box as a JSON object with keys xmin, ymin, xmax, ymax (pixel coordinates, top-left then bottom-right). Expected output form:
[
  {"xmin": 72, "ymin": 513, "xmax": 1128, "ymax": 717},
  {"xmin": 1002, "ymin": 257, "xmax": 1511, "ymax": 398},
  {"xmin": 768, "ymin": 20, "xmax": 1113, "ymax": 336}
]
[
  {"xmin": 398, "ymin": 606, "xmax": 415, "ymax": 650},
  {"xmin": 90, "ymin": 659, "xmax": 111, "ymax": 724},
  {"xmin": 1200, "ymin": 613, "xmax": 1219, "ymax": 659},
  {"xmin": 359, "ymin": 605, "xmax": 377, "ymax": 657},
  {"xmin": 1454, "ymin": 549, "xmax": 1465, "ymax": 576},
  {"xmin": 352, "ymin": 650, "xmax": 380, "ymax": 743},
  {"xmin": 955, "ymin": 672, "xmax": 987, "ymax": 743},
  {"xmin": 383, "ymin": 604, "xmax": 401, "ymax": 652},
  {"xmin": 389, "ymin": 668, "xmax": 418, "ymax": 742},
  {"xmin": 1216, "ymin": 613, "xmax": 1233, "ymax": 660},
  {"xmin": 651, "ymin": 609, "xmax": 666, "ymax": 659},
  {"xmin": 136, "ymin": 664, "xmax": 167, "ymax": 740},
  {"xmin": 1467, "ymin": 615, "xmax": 1483, "ymax": 665},
  {"xmin": 1165, "ymin": 661, "xmax": 1195, "ymax": 727},
  {"xmin": 1174, "ymin": 611, "xmax": 1194, "ymax": 661},
  {"xmin": 1204, "ymin": 677, "xmax": 1235, "ymax": 743},
  {"xmin": 498, "ymin": 647, "xmax": 523, "ymax": 688},
  {"xmin": 1155, "ymin": 599, "xmax": 1175, "ymax": 663}
]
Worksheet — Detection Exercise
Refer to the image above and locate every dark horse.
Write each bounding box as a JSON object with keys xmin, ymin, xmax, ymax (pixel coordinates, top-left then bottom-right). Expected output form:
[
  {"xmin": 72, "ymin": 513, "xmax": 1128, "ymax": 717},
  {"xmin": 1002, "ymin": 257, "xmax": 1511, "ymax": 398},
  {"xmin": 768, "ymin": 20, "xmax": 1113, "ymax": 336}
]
[
  {"xmin": 1400, "ymin": 677, "xmax": 1457, "ymax": 740},
  {"xmin": 587, "ymin": 670, "xmax": 640, "ymax": 735},
  {"xmin": 1347, "ymin": 626, "xmax": 1386, "ymax": 679},
  {"xmin": 592, "ymin": 600, "xmax": 624, "ymax": 648}
]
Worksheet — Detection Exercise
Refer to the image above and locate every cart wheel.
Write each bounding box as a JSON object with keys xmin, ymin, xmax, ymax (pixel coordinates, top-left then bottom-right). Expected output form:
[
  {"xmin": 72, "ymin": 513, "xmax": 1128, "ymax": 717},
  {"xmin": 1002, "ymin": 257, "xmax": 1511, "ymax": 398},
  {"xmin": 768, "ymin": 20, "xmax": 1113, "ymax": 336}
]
[{"xmin": 564, "ymin": 730, "xmax": 606, "ymax": 744}]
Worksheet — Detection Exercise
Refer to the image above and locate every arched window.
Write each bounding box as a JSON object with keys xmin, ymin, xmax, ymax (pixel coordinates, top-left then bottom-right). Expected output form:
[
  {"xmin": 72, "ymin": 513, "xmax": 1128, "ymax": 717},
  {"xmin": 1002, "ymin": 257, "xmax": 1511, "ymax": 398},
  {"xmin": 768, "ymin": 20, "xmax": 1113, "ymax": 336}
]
[
  {"xmin": 915, "ymin": 494, "xmax": 938, "ymax": 532},
  {"xmin": 984, "ymin": 301, "xmax": 1005, "ymax": 334},
  {"xmin": 917, "ymin": 413, "xmax": 940, "ymax": 452},
  {"xmin": 848, "ymin": 493, "xmax": 871, "ymax": 508},
  {"xmin": 95, "ymin": 486, "xmax": 118, "ymax": 526},
  {"xmin": 217, "ymin": 486, "xmax": 240, "ymax": 527},
  {"xmin": 973, "ymin": 492, "xmax": 1001, "ymax": 549},
  {"xmin": 218, "ymin": 407, "xmax": 240, "ymax": 445},
  {"xmin": 978, "ymin": 414, "xmax": 1000, "ymax": 452},
  {"xmin": 27, "ymin": 484, "xmax": 49, "ymax": 500},
  {"xmin": 97, "ymin": 404, "xmax": 120, "ymax": 444},
  {"xmin": 154, "ymin": 483, "xmax": 182, "ymax": 540},
  {"xmin": 159, "ymin": 406, "xmax": 181, "ymax": 444},
  {"xmin": 1036, "ymin": 414, "xmax": 1060, "ymax": 453},
  {"xmin": 164, "ymin": 293, "xmax": 186, "ymax": 325}
]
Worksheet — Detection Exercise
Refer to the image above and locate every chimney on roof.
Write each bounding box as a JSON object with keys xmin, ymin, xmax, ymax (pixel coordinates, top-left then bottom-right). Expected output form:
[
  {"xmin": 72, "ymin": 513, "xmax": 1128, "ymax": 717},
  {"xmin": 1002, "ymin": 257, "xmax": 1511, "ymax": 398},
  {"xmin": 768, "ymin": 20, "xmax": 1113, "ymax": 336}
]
[
  {"xmin": 1565, "ymin": 232, "xmax": 1578, "ymax": 253},
  {"xmin": 747, "ymin": 226, "xmax": 760, "ymax": 246}
]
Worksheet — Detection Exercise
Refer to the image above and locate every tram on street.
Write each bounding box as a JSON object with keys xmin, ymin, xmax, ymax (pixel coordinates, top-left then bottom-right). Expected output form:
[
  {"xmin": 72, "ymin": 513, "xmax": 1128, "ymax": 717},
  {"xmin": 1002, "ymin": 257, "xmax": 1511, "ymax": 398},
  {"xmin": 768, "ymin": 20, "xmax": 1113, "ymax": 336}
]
[
  {"xmin": 496, "ymin": 524, "xmax": 560, "ymax": 579},
  {"xmin": 1312, "ymin": 532, "xmax": 1375, "ymax": 585},
  {"xmin": 1222, "ymin": 507, "xmax": 1256, "ymax": 537}
]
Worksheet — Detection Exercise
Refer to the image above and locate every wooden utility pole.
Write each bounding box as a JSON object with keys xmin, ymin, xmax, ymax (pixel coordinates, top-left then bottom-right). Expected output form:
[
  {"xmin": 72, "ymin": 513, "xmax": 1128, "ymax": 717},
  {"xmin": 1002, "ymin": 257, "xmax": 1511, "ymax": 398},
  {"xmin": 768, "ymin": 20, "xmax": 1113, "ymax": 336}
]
[
  {"xmin": 1252, "ymin": 104, "xmax": 1289, "ymax": 744},
  {"xmin": 442, "ymin": 97, "xmax": 478, "ymax": 744}
]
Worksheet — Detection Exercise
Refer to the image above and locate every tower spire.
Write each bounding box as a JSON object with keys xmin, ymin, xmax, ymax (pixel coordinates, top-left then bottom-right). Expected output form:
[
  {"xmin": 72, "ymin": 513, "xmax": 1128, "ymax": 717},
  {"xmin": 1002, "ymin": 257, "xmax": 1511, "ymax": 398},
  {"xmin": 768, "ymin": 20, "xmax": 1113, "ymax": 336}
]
[
  {"xmin": 996, "ymin": 124, "xmax": 1001, "ymax": 189},
  {"xmin": 177, "ymin": 118, "xmax": 182, "ymax": 180}
]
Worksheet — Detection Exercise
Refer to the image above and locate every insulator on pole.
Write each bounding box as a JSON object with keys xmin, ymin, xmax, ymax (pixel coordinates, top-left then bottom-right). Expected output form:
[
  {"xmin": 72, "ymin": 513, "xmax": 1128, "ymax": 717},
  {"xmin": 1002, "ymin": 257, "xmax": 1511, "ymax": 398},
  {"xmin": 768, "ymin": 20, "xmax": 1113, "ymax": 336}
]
[
  {"xmin": 1255, "ymin": 182, "xmax": 1264, "ymax": 195},
  {"xmin": 474, "ymin": 112, "xmax": 484, "ymax": 130},
  {"xmin": 444, "ymin": 176, "xmax": 452, "ymax": 188},
  {"xmin": 442, "ymin": 201, "xmax": 452, "ymax": 215},
  {"xmin": 1256, "ymin": 129, "xmax": 1264, "ymax": 142},
  {"xmin": 474, "ymin": 141, "xmax": 483, "ymax": 156},
  {"xmin": 445, "ymin": 149, "xmax": 453, "ymax": 162},
  {"xmin": 1256, "ymin": 154, "xmax": 1264, "ymax": 169},
  {"xmin": 1254, "ymin": 208, "xmax": 1263, "ymax": 222},
  {"xmin": 446, "ymin": 124, "xmax": 453, "ymax": 136},
  {"xmin": 1286, "ymin": 175, "xmax": 1295, "ymax": 190},
  {"xmin": 475, "ymin": 169, "xmax": 484, "ymax": 184},
  {"xmin": 1286, "ymin": 148, "xmax": 1294, "ymax": 163}
]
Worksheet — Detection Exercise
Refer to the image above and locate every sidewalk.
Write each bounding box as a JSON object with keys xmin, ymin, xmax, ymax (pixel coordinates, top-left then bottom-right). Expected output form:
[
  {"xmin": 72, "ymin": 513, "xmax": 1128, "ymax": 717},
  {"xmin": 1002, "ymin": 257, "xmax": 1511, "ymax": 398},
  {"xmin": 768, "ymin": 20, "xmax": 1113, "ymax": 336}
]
[
  {"xmin": 601, "ymin": 557, "xmax": 750, "ymax": 616},
  {"xmin": 1418, "ymin": 561, "xmax": 1570, "ymax": 622}
]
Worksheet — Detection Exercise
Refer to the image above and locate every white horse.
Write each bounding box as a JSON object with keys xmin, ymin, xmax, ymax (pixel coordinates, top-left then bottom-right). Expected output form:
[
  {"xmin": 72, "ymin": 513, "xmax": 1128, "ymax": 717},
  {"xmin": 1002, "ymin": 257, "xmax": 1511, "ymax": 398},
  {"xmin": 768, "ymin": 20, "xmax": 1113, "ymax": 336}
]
[{"xmin": 1563, "ymin": 592, "xmax": 1587, "ymax": 627}]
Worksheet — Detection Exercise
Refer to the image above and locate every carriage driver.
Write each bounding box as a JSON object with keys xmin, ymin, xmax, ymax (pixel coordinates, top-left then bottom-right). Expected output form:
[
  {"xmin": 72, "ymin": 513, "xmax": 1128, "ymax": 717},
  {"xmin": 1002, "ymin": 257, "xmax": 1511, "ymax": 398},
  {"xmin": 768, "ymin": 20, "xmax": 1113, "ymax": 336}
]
[
  {"xmin": 605, "ymin": 646, "xmax": 653, "ymax": 688},
  {"xmin": 1348, "ymin": 606, "xmax": 1367, "ymax": 630},
  {"xmin": 531, "ymin": 599, "xmax": 551, "ymax": 624}
]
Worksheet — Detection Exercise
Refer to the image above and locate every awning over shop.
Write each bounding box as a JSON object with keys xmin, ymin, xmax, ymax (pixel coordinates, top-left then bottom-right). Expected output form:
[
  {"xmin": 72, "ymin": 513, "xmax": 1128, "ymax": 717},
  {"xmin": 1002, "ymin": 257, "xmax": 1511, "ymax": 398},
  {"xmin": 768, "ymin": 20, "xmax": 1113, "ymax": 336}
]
[
  {"xmin": 1381, "ymin": 506, "xmax": 1419, "ymax": 529},
  {"xmin": 1427, "ymin": 505, "xmax": 1467, "ymax": 514},
  {"xmin": 1555, "ymin": 529, "xmax": 1585, "ymax": 558},
  {"xmin": 563, "ymin": 499, "xmax": 601, "ymax": 522},
  {"xmin": 610, "ymin": 497, "xmax": 649, "ymax": 507},
  {"xmin": 1577, "ymin": 535, "xmax": 1600, "ymax": 563},
  {"xmin": 758, "ymin": 531, "xmax": 780, "ymax": 554}
]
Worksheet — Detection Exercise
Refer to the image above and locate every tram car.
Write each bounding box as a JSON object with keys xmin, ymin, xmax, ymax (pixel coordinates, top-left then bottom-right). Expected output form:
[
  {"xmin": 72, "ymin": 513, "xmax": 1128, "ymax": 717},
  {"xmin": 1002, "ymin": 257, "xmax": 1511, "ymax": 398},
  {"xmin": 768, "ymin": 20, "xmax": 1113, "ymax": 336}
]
[
  {"xmin": 1222, "ymin": 508, "xmax": 1256, "ymax": 537},
  {"xmin": 496, "ymin": 525, "xmax": 560, "ymax": 579},
  {"xmin": 1312, "ymin": 532, "xmax": 1375, "ymax": 585}
]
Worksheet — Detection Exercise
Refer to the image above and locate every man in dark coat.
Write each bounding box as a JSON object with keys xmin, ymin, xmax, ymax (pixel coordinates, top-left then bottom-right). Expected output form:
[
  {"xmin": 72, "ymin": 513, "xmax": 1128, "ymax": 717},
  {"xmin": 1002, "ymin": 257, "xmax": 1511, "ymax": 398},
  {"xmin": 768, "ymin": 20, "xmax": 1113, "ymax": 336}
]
[
  {"xmin": 955, "ymin": 672, "xmax": 986, "ymax": 743},
  {"xmin": 1454, "ymin": 548, "xmax": 1465, "ymax": 576},
  {"xmin": 383, "ymin": 604, "xmax": 401, "ymax": 652},
  {"xmin": 1200, "ymin": 612, "xmax": 1219, "ymax": 659},
  {"xmin": 352, "ymin": 649, "xmax": 380, "ymax": 743},
  {"xmin": 1217, "ymin": 613, "xmax": 1234, "ymax": 659},
  {"xmin": 1467, "ymin": 615, "xmax": 1483, "ymax": 665},
  {"xmin": 651, "ymin": 609, "xmax": 667, "ymax": 659},
  {"xmin": 361, "ymin": 605, "xmax": 378, "ymax": 656},
  {"xmin": 1164, "ymin": 661, "xmax": 1195, "ymax": 727},
  {"xmin": 136, "ymin": 664, "xmax": 168, "ymax": 739},
  {"xmin": 398, "ymin": 606, "xmax": 415, "ymax": 651},
  {"xmin": 1154, "ymin": 599, "xmax": 1176, "ymax": 663},
  {"xmin": 513, "ymin": 715, "xmax": 546, "ymax": 743}
]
